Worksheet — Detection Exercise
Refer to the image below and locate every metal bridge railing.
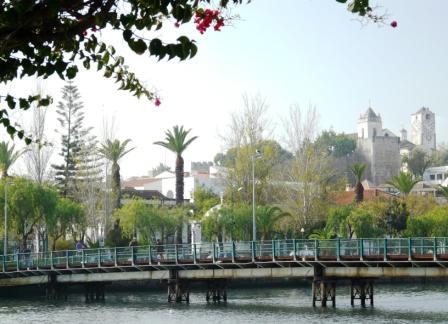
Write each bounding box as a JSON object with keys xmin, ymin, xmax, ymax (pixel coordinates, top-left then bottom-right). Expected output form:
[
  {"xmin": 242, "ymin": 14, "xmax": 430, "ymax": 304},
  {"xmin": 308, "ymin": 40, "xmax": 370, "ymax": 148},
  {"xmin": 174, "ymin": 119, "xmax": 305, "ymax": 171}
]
[{"xmin": 2, "ymin": 237, "xmax": 448, "ymax": 273}]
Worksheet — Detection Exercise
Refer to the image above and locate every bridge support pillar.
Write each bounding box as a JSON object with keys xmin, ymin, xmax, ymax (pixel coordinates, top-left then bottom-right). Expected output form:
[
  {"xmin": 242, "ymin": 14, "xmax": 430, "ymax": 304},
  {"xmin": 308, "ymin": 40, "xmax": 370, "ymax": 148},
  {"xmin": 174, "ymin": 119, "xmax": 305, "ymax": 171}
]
[
  {"xmin": 85, "ymin": 283, "xmax": 106, "ymax": 302},
  {"xmin": 206, "ymin": 279, "xmax": 227, "ymax": 303},
  {"xmin": 167, "ymin": 270, "xmax": 189, "ymax": 303},
  {"xmin": 350, "ymin": 280, "xmax": 373, "ymax": 307},
  {"xmin": 312, "ymin": 265, "xmax": 335, "ymax": 307},
  {"xmin": 46, "ymin": 273, "xmax": 67, "ymax": 300}
]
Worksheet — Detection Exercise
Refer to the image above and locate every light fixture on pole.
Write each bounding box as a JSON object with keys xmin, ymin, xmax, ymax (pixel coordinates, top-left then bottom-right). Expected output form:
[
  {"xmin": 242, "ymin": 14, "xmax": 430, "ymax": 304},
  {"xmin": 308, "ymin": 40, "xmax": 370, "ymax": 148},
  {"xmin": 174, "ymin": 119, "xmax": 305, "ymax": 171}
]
[
  {"xmin": 301, "ymin": 227, "xmax": 305, "ymax": 240},
  {"xmin": 252, "ymin": 149, "xmax": 262, "ymax": 242}
]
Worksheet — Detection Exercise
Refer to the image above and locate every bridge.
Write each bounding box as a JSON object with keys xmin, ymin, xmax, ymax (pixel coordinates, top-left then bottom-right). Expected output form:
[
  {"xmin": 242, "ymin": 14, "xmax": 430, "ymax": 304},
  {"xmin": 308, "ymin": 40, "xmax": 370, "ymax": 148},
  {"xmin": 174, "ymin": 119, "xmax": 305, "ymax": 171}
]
[{"xmin": 2, "ymin": 237, "xmax": 448, "ymax": 307}]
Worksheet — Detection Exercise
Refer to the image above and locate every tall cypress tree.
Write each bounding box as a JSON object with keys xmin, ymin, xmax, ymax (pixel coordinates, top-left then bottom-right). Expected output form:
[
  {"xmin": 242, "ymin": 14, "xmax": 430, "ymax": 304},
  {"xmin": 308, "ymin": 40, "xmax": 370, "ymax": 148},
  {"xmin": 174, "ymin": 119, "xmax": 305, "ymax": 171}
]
[{"xmin": 52, "ymin": 81, "xmax": 86, "ymax": 198}]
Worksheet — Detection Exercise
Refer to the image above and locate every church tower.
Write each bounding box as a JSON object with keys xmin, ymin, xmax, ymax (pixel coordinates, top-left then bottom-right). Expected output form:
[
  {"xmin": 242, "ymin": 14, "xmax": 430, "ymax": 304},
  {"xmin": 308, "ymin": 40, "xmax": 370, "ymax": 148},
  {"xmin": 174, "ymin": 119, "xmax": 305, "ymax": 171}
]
[
  {"xmin": 410, "ymin": 107, "xmax": 436, "ymax": 151},
  {"xmin": 357, "ymin": 107, "xmax": 383, "ymax": 139}
]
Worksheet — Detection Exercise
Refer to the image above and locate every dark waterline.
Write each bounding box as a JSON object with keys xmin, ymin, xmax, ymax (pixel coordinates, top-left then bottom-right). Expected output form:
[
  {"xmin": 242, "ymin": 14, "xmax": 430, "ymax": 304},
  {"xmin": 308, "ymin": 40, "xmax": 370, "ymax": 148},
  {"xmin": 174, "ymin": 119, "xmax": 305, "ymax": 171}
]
[{"xmin": 1, "ymin": 283, "xmax": 447, "ymax": 323}]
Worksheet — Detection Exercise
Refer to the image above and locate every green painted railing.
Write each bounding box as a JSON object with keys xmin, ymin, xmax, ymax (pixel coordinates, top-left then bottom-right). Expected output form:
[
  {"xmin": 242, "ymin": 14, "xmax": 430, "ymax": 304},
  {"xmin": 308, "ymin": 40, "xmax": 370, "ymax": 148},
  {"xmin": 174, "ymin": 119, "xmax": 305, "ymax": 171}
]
[{"xmin": 1, "ymin": 237, "xmax": 448, "ymax": 273}]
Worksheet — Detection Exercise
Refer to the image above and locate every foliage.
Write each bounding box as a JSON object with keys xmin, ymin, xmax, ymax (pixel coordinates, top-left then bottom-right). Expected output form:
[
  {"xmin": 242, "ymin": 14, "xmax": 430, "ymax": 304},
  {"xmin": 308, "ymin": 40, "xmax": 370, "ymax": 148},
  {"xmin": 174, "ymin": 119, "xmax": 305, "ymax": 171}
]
[
  {"xmin": 405, "ymin": 149, "xmax": 431, "ymax": 178},
  {"xmin": 256, "ymin": 206, "xmax": 290, "ymax": 240},
  {"xmin": 405, "ymin": 206, "xmax": 448, "ymax": 237},
  {"xmin": 439, "ymin": 185, "xmax": 448, "ymax": 199},
  {"xmin": 51, "ymin": 82, "xmax": 91, "ymax": 198},
  {"xmin": 324, "ymin": 205, "xmax": 354, "ymax": 238},
  {"xmin": 99, "ymin": 138, "xmax": 135, "ymax": 210},
  {"xmin": 0, "ymin": 1, "xmax": 247, "ymax": 141},
  {"xmin": 0, "ymin": 141, "xmax": 24, "ymax": 178},
  {"xmin": 315, "ymin": 130, "xmax": 356, "ymax": 158},
  {"xmin": 347, "ymin": 209, "xmax": 381, "ymax": 238},
  {"xmin": 349, "ymin": 163, "xmax": 366, "ymax": 203},
  {"xmin": 154, "ymin": 125, "xmax": 198, "ymax": 205},
  {"xmin": 387, "ymin": 171, "xmax": 420, "ymax": 196},
  {"xmin": 48, "ymin": 197, "xmax": 85, "ymax": 250},
  {"xmin": 193, "ymin": 186, "xmax": 220, "ymax": 216},
  {"xmin": 151, "ymin": 163, "xmax": 172, "ymax": 177}
]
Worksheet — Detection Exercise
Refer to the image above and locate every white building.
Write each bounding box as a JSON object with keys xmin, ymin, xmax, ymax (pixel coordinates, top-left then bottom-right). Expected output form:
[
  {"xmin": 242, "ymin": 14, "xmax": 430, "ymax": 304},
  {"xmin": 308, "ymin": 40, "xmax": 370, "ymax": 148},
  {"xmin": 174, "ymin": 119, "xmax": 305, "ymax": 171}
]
[{"xmin": 423, "ymin": 166, "xmax": 448, "ymax": 186}]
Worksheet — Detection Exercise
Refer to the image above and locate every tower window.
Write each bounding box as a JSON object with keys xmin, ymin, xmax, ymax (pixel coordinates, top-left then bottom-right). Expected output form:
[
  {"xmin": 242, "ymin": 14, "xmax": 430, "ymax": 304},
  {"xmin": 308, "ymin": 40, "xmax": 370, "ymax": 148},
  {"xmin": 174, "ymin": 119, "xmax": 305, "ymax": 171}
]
[{"xmin": 426, "ymin": 114, "xmax": 430, "ymax": 120}]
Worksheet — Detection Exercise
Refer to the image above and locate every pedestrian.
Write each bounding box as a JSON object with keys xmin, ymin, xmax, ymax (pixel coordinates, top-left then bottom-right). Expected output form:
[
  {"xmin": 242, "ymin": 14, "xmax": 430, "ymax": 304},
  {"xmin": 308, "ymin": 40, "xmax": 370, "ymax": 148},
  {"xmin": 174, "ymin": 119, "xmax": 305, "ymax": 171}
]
[{"xmin": 129, "ymin": 237, "xmax": 138, "ymax": 264}]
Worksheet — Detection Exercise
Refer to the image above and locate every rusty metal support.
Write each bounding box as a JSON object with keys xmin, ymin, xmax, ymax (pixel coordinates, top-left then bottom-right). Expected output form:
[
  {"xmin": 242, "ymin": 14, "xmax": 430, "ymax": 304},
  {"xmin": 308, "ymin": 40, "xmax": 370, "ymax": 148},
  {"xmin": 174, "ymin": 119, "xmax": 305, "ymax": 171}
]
[
  {"xmin": 206, "ymin": 279, "xmax": 227, "ymax": 303},
  {"xmin": 350, "ymin": 280, "xmax": 373, "ymax": 307},
  {"xmin": 167, "ymin": 270, "xmax": 189, "ymax": 303}
]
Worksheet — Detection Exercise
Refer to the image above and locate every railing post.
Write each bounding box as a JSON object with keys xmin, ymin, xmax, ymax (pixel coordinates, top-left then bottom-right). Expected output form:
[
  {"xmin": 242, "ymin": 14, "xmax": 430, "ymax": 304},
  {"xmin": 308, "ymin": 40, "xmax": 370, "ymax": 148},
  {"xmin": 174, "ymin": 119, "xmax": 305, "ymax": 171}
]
[
  {"xmin": 336, "ymin": 238, "xmax": 341, "ymax": 261},
  {"xmin": 148, "ymin": 245, "xmax": 153, "ymax": 265},
  {"xmin": 408, "ymin": 237, "xmax": 412, "ymax": 261},
  {"xmin": 314, "ymin": 240, "xmax": 319, "ymax": 261},
  {"xmin": 16, "ymin": 253, "xmax": 19, "ymax": 272},
  {"xmin": 251, "ymin": 241, "xmax": 256, "ymax": 262},
  {"xmin": 2, "ymin": 255, "xmax": 5, "ymax": 273},
  {"xmin": 81, "ymin": 249, "xmax": 85, "ymax": 268},
  {"xmin": 272, "ymin": 240, "xmax": 276, "ymax": 262},
  {"xmin": 360, "ymin": 239, "xmax": 364, "ymax": 261},
  {"xmin": 212, "ymin": 243, "xmax": 216, "ymax": 263},
  {"xmin": 292, "ymin": 239, "xmax": 297, "ymax": 261},
  {"xmin": 433, "ymin": 237, "xmax": 437, "ymax": 261},
  {"xmin": 66, "ymin": 250, "xmax": 69, "ymax": 269},
  {"xmin": 383, "ymin": 238, "xmax": 387, "ymax": 261},
  {"xmin": 175, "ymin": 244, "xmax": 179, "ymax": 264},
  {"xmin": 232, "ymin": 242, "xmax": 236, "ymax": 263},
  {"xmin": 114, "ymin": 247, "xmax": 117, "ymax": 267},
  {"xmin": 98, "ymin": 249, "xmax": 101, "ymax": 268},
  {"xmin": 50, "ymin": 251, "xmax": 54, "ymax": 270},
  {"xmin": 192, "ymin": 244, "xmax": 197, "ymax": 264}
]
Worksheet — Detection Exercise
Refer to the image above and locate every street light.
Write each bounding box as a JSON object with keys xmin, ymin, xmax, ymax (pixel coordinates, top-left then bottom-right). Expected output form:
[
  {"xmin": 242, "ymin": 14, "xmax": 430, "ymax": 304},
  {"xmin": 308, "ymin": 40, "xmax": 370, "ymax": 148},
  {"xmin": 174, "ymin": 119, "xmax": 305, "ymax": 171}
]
[
  {"xmin": 301, "ymin": 227, "xmax": 305, "ymax": 240},
  {"xmin": 252, "ymin": 149, "xmax": 262, "ymax": 242},
  {"xmin": 3, "ymin": 182, "xmax": 13, "ymax": 256}
]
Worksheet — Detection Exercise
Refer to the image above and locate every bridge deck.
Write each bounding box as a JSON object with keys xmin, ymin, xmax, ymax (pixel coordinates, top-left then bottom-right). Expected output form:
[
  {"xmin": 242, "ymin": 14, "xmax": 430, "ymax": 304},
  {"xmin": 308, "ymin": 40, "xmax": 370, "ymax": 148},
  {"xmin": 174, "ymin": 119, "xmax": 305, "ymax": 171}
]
[{"xmin": 1, "ymin": 238, "xmax": 448, "ymax": 281}]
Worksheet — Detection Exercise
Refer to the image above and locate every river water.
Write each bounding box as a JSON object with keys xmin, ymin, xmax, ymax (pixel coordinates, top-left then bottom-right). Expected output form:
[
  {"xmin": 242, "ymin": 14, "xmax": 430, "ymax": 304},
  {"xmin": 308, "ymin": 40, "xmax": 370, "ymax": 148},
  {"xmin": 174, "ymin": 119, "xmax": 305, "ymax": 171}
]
[{"xmin": 1, "ymin": 283, "xmax": 447, "ymax": 323}]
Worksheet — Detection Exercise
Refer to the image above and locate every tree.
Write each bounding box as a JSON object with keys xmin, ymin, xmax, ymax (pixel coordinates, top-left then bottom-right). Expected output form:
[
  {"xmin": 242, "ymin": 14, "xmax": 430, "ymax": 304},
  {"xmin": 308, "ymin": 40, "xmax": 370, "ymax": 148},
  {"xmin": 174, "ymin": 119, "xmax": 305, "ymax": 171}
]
[
  {"xmin": 0, "ymin": 1, "xmax": 383, "ymax": 142},
  {"xmin": 0, "ymin": 141, "xmax": 23, "ymax": 178},
  {"xmin": 349, "ymin": 163, "xmax": 366, "ymax": 203},
  {"xmin": 151, "ymin": 163, "xmax": 171, "ymax": 177},
  {"xmin": 387, "ymin": 171, "xmax": 420, "ymax": 196},
  {"xmin": 406, "ymin": 148, "xmax": 431, "ymax": 178},
  {"xmin": 99, "ymin": 139, "xmax": 135, "ymax": 210},
  {"xmin": 1, "ymin": 178, "xmax": 58, "ymax": 249},
  {"xmin": 24, "ymin": 86, "xmax": 53, "ymax": 184},
  {"xmin": 51, "ymin": 82, "xmax": 89, "ymax": 198},
  {"xmin": 439, "ymin": 185, "xmax": 448, "ymax": 199},
  {"xmin": 256, "ymin": 206, "xmax": 290, "ymax": 241},
  {"xmin": 315, "ymin": 130, "xmax": 356, "ymax": 158},
  {"xmin": 325, "ymin": 205, "xmax": 354, "ymax": 239},
  {"xmin": 347, "ymin": 209, "xmax": 380, "ymax": 238},
  {"xmin": 193, "ymin": 186, "xmax": 221, "ymax": 216},
  {"xmin": 47, "ymin": 197, "xmax": 85, "ymax": 250},
  {"xmin": 154, "ymin": 125, "xmax": 198, "ymax": 205}
]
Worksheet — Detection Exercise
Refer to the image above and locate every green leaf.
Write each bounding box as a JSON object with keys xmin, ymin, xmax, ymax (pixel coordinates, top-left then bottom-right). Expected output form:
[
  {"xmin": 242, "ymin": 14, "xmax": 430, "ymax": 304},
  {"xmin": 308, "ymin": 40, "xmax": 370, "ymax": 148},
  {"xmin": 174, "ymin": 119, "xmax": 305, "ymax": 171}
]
[
  {"xmin": 149, "ymin": 39, "xmax": 163, "ymax": 56},
  {"xmin": 6, "ymin": 95, "xmax": 15, "ymax": 109},
  {"xmin": 19, "ymin": 98, "xmax": 30, "ymax": 109},
  {"xmin": 123, "ymin": 29, "xmax": 132, "ymax": 41},
  {"xmin": 130, "ymin": 39, "xmax": 147, "ymax": 55},
  {"xmin": 66, "ymin": 66, "xmax": 78, "ymax": 79}
]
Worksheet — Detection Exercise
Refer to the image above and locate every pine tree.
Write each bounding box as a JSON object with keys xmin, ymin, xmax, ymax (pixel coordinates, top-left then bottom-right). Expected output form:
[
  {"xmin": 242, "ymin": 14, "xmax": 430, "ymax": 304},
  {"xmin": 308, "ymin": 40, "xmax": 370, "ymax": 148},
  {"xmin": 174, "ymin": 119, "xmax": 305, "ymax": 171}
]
[{"xmin": 52, "ymin": 81, "xmax": 87, "ymax": 198}]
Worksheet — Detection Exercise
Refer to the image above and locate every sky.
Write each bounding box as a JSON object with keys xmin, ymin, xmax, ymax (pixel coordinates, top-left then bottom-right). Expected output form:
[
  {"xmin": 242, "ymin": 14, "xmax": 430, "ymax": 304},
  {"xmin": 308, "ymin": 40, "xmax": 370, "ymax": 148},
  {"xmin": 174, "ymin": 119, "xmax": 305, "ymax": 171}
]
[{"xmin": 3, "ymin": 0, "xmax": 448, "ymax": 179}]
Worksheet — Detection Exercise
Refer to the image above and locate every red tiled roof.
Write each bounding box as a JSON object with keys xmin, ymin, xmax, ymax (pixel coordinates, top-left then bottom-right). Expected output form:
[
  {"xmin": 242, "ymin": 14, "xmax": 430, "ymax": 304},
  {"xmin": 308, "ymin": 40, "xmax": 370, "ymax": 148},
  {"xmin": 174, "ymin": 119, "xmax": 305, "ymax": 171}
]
[{"xmin": 333, "ymin": 189, "xmax": 395, "ymax": 205}]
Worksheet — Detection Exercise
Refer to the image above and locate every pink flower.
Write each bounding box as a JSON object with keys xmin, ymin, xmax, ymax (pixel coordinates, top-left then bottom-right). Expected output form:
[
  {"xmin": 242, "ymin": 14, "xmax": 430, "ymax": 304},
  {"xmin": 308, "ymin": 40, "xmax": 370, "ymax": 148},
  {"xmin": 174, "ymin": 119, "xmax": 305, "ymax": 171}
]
[
  {"xmin": 82, "ymin": 30, "xmax": 88, "ymax": 37},
  {"xmin": 154, "ymin": 98, "xmax": 161, "ymax": 106},
  {"xmin": 390, "ymin": 21, "xmax": 398, "ymax": 28},
  {"xmin": 174, "ymin": 21, "xmax": 180, "ymax": 28}
]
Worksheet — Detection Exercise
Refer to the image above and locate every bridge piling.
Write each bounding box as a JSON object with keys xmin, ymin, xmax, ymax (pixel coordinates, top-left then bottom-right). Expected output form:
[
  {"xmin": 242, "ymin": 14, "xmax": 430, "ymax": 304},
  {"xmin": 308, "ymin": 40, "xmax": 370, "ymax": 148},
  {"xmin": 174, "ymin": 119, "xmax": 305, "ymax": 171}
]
[
  {"xmin": 46, "ymin": 274, "xmax": 67, "ymax": 301},
  {"xmin": 167, "ymin": 270, "xmax": 189, "ymax": 303},
  {"xmin": 350, "ymin": 280, "xmax": 373, "ymax": 307},
  {"xmin": 206, "ymin": 279, "xmax": 227, "ymax": 303},
  {"xmin": 85, "ymin": 283, "xmax": 106, "ymax": 302},
  {"xmin": 312, "ymin": 265, "xmax": 336, "ymax": 307}
]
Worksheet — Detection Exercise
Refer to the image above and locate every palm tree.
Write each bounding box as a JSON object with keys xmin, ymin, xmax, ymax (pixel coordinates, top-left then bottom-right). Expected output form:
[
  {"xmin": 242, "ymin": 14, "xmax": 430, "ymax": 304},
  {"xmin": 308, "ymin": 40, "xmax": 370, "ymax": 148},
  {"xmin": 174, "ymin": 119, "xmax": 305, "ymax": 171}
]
[
  {"xmin": 154, "ymin": 125, "xmax": 198, "ymax": 205},
  {"xmin": 349, "ymin": 163, "xmax": 366, "ymax": 203},
  {"xmin": 0, "ymin": 141, "xmax": 24, "ymax": 178},
  {"xmin": 256, "ymin": 206, "xmax": 290, "ymax": 241},
  {"xmin": 98, "ymin": 139, "xmax": 135, "ymax": 210},
  {"xmin": 387, "ymin": 171, "xmax": 420, "ymax": 196}
]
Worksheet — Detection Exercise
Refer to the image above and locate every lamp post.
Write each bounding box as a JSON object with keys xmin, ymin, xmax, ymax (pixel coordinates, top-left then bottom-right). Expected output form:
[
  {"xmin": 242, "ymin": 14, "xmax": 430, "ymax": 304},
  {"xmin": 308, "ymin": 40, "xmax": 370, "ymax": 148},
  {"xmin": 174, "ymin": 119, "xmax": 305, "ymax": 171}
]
[
  {"xmin": 252, "ymin": 149, "xmax": 262, "ymax": 242},
  {"xmin": 300, "ymin": 227, "xmax": 305, "ymax": 240},
  {"xmin": 4, "ymin": 182, "xmax": 13, "ymax": 256}
]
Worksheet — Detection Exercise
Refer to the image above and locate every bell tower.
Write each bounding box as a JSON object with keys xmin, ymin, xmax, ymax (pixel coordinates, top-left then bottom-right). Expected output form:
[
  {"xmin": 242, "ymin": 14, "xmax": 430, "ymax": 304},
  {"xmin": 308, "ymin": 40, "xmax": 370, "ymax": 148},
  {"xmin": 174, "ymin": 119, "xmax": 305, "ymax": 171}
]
[{"xmin": 410, "ymin": 107, "xmax": 436, "ymax": 151}]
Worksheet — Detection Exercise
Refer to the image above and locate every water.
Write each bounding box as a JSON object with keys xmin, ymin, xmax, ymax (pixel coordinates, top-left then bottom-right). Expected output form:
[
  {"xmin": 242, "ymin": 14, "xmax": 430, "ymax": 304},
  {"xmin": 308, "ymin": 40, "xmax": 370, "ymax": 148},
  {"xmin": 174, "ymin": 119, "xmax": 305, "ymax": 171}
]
[{"xmin": 1, "ymin": 283, "xmax": 447, "ymax": 323}]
